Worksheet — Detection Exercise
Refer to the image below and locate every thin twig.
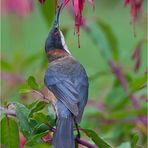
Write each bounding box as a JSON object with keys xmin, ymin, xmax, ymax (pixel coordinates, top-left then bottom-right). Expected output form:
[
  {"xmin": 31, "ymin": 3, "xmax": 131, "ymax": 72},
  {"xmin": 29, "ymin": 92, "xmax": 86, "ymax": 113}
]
[
  {"xmin": 76, "ymin": 137, "xmax": 97, "ymax": 148},
  {"xmin": 0, "ymin": 106, "xmax": 16, "ymax": 117},
  {"xmin": 32, "ymin": 90, "xmax": 49, "ymax": 103}
]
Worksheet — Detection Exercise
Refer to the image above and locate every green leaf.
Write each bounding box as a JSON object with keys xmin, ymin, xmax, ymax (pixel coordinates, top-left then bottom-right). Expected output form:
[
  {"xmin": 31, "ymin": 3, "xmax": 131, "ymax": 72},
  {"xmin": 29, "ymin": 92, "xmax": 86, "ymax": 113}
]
[
  {"xmin": 117, "ymin": 142, "xmax": 131, "ymax": 148},
  {"xmin": 25, "ymin": 130, "xmax": 49, "ymax": 146},
  {"xmin": 0, "ymin": 117, "xmax": 19, "ymax": 148},
  {"xmin": 82, "ymin": 129, "xmax": 112, "ymax": 148},
  {"xmin": 27, "ymin": 76, "xmax": 39, "ymax": 90},
  {"xmin": 15, "ymin": 103, "xmax": 32, "ymax": 138},
  {"xmin": 25, "ymin": 143, "xmax": 51, "ymax": 148},
  {"xmin": 33, "ymin": 123, "xmax": 49, "ymax": 134},
  {"xmin": 16, "ymin": 103, "xmax": 30, "ymax": 117},
  {"xmin": 1, "ymin": 59, "xmax": 13, "ymax": 71},
  {"xmin": 34, "ymin": 112, "xmax": 49, "ymax": 123},
  {"xmin": 105, "ymin": 86, "xmax": 126, "ymax": 109},
  {"xmin": 34, "ymin": 112, "xmax": 55, "ymax": 127},
  {"xmin": 40, "ymin": 0, "xmax": 55, "ymax": 27},
  {"xmin": 29, "ymin": 100, "xmax": 48, "ymax": 117},
  {"xmin": 28, "ymin": 100, "xmax": 40, "ymax": 109},
  {"xmin": 105, "ymin": 108, "xmax": 146, "ymax": 119},
  {"xmin": 19, "ymin": 88, "xmax": 32, "ymax": 94},
  {"xmin": 97, "ymin": 20, "xmax": 119, "ymax": 60},
  {"xmin": 87, "ymin": 23, "xmax": 111, "ymax": 60},
  {"xmin": 131, "ymin": 134, "xmax": 139, "ymax": 148},
  {"xmin": 129, "ymin": 75, "xmax": 147, "ymax": 92},
  {"xmin": 23, "ymin": 52, "xmax": 42, "ymax": 69},
  {"xmin": 29, "ymin": 118, "xmax": 38, "ymax": 129}
]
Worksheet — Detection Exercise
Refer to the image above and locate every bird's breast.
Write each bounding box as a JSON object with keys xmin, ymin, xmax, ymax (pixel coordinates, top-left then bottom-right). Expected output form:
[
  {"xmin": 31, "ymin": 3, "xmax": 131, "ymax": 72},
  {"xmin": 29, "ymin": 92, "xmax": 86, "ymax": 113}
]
[
  {"xmin": 47, "ymin": 55, "xmax": 86, "ymax": 80},
  {"xmin": 47, "ymin": 49, "xmax": 69, "ymax": 63}
]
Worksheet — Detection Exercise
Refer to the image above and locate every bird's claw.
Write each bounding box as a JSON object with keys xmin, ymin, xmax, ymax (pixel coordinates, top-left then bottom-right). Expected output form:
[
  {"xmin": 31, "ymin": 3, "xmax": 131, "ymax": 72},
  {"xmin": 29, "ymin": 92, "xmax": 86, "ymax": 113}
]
[{"xmin": 76, "ymin": 133, "xmax": 81, "ymax": 139}]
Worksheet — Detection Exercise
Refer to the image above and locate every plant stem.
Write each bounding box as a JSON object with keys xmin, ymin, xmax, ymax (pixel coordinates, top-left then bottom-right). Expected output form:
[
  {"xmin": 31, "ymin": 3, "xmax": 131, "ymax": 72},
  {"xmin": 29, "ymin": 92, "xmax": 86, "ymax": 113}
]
[
  {"xmin": 76, "ymin": 137, "xmax": 97, "ymax": 148},
  {"xmin": 32, "ymin": 90, "xmax": 49, "ymax": 102},
  {"xmin": 0, "ymin": 106, "xmax": 16, "ymax": 117}
]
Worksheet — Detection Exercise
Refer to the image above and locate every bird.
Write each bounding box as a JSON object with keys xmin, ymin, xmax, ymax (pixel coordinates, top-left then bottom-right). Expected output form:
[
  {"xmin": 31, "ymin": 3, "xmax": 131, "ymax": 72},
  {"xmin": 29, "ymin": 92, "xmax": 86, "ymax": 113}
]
[{"xmin": 44, "ymin": 3, "xmax": 89, "ymax": 148}]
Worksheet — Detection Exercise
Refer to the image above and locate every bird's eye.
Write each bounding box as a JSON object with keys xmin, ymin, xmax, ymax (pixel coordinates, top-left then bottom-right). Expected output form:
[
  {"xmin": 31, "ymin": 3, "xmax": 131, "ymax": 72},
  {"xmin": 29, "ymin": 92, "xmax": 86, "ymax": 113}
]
[{"xmin": 55, "ymin": 27, "xmax": 58, "ymax": 32}]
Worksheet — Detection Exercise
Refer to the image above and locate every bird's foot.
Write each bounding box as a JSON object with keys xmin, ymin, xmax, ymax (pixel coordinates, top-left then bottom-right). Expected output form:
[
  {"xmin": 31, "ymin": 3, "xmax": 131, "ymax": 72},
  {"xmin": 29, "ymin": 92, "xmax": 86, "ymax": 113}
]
[{"xmin": 76, "ymin": 133, "xmax": 81, "ymax": 139}]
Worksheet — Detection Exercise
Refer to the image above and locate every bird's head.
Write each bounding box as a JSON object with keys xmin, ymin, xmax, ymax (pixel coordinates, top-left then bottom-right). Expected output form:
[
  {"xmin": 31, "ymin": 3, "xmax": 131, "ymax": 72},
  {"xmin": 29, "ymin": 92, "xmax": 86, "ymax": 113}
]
[{"xmin": 45, "ymin": 3, "xmax": 70, "ymax": 54}]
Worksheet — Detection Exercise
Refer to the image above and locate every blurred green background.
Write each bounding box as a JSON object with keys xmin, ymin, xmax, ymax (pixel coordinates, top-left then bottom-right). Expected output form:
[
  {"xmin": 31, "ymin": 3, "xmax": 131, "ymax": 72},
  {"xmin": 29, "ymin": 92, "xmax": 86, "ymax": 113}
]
[{"xmin": 1, "ymin": 0, "xmax": 147, "ymax": 147}]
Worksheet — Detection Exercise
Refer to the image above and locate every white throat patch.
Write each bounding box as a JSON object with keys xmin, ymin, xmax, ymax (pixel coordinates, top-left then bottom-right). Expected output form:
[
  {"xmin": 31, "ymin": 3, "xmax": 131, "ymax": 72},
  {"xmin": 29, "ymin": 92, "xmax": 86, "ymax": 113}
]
[{"xmin": 59, "ymin": 30, "xmax": 71, "ymax": 54}]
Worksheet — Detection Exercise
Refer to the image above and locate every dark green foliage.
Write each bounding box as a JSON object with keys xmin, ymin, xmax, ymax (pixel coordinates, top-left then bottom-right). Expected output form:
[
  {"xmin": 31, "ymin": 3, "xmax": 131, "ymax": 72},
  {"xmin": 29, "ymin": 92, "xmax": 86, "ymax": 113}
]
[
  {"xmin": 14, "ymin": 102, "xmax": 53, "ymax": 146},
  {"xmin": 82, "ymin": 128, "xmax": 111, "ymax": 148},
  {"xmin": 131, "ymin": 134, "xmax": 139, "ymax": 148},
  {"xmin": 15, "ymin": 103, "xmax": 32, "ymax": 138},
  {"xmin": 29, "ymin": 100, "xmax": 48, "ymax": 117},
  {"xmin": 1, "ymin": 117, "xmax": 19, "ymax": 148},
  {"xmin": 27, "ymin": 76, "xmax": 40, "ymax": 90}
]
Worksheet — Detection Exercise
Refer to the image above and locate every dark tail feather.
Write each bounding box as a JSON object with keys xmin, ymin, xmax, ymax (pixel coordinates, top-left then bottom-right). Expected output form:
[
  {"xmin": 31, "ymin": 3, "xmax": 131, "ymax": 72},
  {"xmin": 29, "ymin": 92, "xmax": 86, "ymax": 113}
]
[{"xmin": 52, "ymin": 115, "xmax": 75, "ymax": 148}]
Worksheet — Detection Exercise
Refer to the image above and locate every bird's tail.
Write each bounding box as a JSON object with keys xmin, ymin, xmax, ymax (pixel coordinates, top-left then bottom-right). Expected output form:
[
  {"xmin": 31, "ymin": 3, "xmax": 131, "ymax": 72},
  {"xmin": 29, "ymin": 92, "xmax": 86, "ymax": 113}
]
[{"xmin": 52, "ymin": 115, "xmax": 75, "ymax": 148}]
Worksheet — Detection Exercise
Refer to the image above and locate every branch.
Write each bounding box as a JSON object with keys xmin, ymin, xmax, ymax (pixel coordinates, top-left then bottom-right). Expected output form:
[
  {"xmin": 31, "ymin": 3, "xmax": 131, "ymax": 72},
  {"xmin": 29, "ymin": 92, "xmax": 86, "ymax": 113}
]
[
  {"xmin": 108, "ymin": 59, "xmax": 140, "ymax": 109},
  {"xmin": 32, "ymin": 90, "xmax": 49, "ymax": 103},
  {"xmin": 0, "ymin": 106, "xmax": 16, "ymax": 117},
  {"xmin": 76, "ymin": 137, "xmax": 97, "ymax": 148}
]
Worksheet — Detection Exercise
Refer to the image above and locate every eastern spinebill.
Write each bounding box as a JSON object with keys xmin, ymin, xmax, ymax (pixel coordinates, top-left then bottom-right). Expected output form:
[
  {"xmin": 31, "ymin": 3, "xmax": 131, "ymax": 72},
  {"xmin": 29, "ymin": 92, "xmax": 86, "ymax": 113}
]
[{"xmin": 44, "ymin": 3, "xmax": 89, "ymax": 148}]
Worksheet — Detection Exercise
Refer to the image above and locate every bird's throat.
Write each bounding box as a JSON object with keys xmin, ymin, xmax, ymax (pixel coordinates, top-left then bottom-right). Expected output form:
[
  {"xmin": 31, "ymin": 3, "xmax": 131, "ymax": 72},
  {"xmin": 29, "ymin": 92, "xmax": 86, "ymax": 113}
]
[{"xmin": 47, "ymin": 49, "xmax": 69, "ymax": 63}]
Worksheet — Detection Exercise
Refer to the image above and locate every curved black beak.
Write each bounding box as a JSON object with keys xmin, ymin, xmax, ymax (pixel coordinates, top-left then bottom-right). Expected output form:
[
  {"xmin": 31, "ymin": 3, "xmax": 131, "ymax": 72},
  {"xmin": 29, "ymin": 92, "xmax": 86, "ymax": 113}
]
[{"xmin": 54, "ymin": 3, "xmax": 63, "ymax": 28}]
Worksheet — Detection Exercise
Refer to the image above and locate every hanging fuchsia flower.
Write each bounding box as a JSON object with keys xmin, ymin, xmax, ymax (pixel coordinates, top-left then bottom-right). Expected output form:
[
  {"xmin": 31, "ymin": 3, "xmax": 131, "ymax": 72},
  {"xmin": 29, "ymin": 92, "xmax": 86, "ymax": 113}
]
[
  {"xmin": 38, "ymin": 0, "xmax": 94, "ymax": 47},
  {"xmin": 132, "ymin": 39, "xmax": 144, "ymax": 72},
  {"xmin": 71, "ymin": 0, "xmax": 94, "ymax": 47},
  {"xmin": 2, "ymin": 0, "xmax": 33, "ymax": 16},
  {"xmin": 39, "ymin": 0, "xmax": 46, "ymax": 4},
  {"xmin": 124, "ymin": 0, "xmax": 143, "ymax": 23}
]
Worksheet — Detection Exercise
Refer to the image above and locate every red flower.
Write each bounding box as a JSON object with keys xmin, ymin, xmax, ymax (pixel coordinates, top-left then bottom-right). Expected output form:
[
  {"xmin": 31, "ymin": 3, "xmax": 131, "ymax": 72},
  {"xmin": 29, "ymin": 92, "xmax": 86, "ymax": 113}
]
[
  {"xmin": 124, "ymin": 0, "xmax": 130, "ymax": 6},
  {"xmin": 38, "ymin": 0, "xmax": 94, "ymax": 47},
  {"xmin": 39, "ymin": 0, "xmax": 46, "ymax": 4},
  {"xmin": 19, "ymin": 132, "xmax": 26, "ymax": 148},
  {"xmin": 124, "ymin": 0, "xmax": 143, "ymax": 23},
  {"xmin": 132, "ymin": 40, "xmax": 144, "ymax": 72},
  {"xmin": 2, "ymin": 0, "xmax": 33, "ymax": 16}
]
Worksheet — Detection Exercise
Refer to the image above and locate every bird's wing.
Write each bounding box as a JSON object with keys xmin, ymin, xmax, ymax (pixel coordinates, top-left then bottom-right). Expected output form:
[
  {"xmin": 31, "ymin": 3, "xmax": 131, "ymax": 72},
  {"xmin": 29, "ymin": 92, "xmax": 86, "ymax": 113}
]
[
  {"xmin": 45, "ymin": 71, "xmax": 79, "ymax": 116},
  {"xmin": 51, "ymin": 82, "xmax": 79, "ymax": 116}
]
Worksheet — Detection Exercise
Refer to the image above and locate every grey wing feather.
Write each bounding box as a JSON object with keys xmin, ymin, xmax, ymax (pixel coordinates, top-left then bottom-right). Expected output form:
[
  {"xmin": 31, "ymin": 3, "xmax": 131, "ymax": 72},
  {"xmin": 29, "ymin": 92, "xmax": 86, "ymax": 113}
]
[
  {"xmin": 51, "ymin": 84, "xmax": 79, "ymax": 116},
  {"xmin": 44, "ymin": 72, "xmax": 79, "ymax": 116}
]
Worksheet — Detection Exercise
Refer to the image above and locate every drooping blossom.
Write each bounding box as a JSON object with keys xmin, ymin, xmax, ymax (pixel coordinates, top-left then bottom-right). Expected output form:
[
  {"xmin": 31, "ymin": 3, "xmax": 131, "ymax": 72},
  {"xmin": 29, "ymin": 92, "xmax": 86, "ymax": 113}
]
[
  {"xmin": 109, "ymin": 59, "xmax": 140, "ymax": 109},
  {"xmin": 109, "ymin": 59, "xmax": 128, "ymax": 92},
  {"xmin": 38, "ymin": 0, "xmax": 94, "ymax": 47},
  {"xmin": 132, "ymin": 39, "xmax": 145, "ymax": 71},
  {"xmin": 132, "ymin": 43, "xmax": 141, "ymax": 71},
  {"xmin": 124, "ymin": 0, "xmax": 143, "ymax": 23},
  {"xmin": 39, "ymin": 0, "xmax": 46, "ymax": 4},
  {"xmin": 2, "ymin": 0, "xmax": 33, "ymax": 16}
]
